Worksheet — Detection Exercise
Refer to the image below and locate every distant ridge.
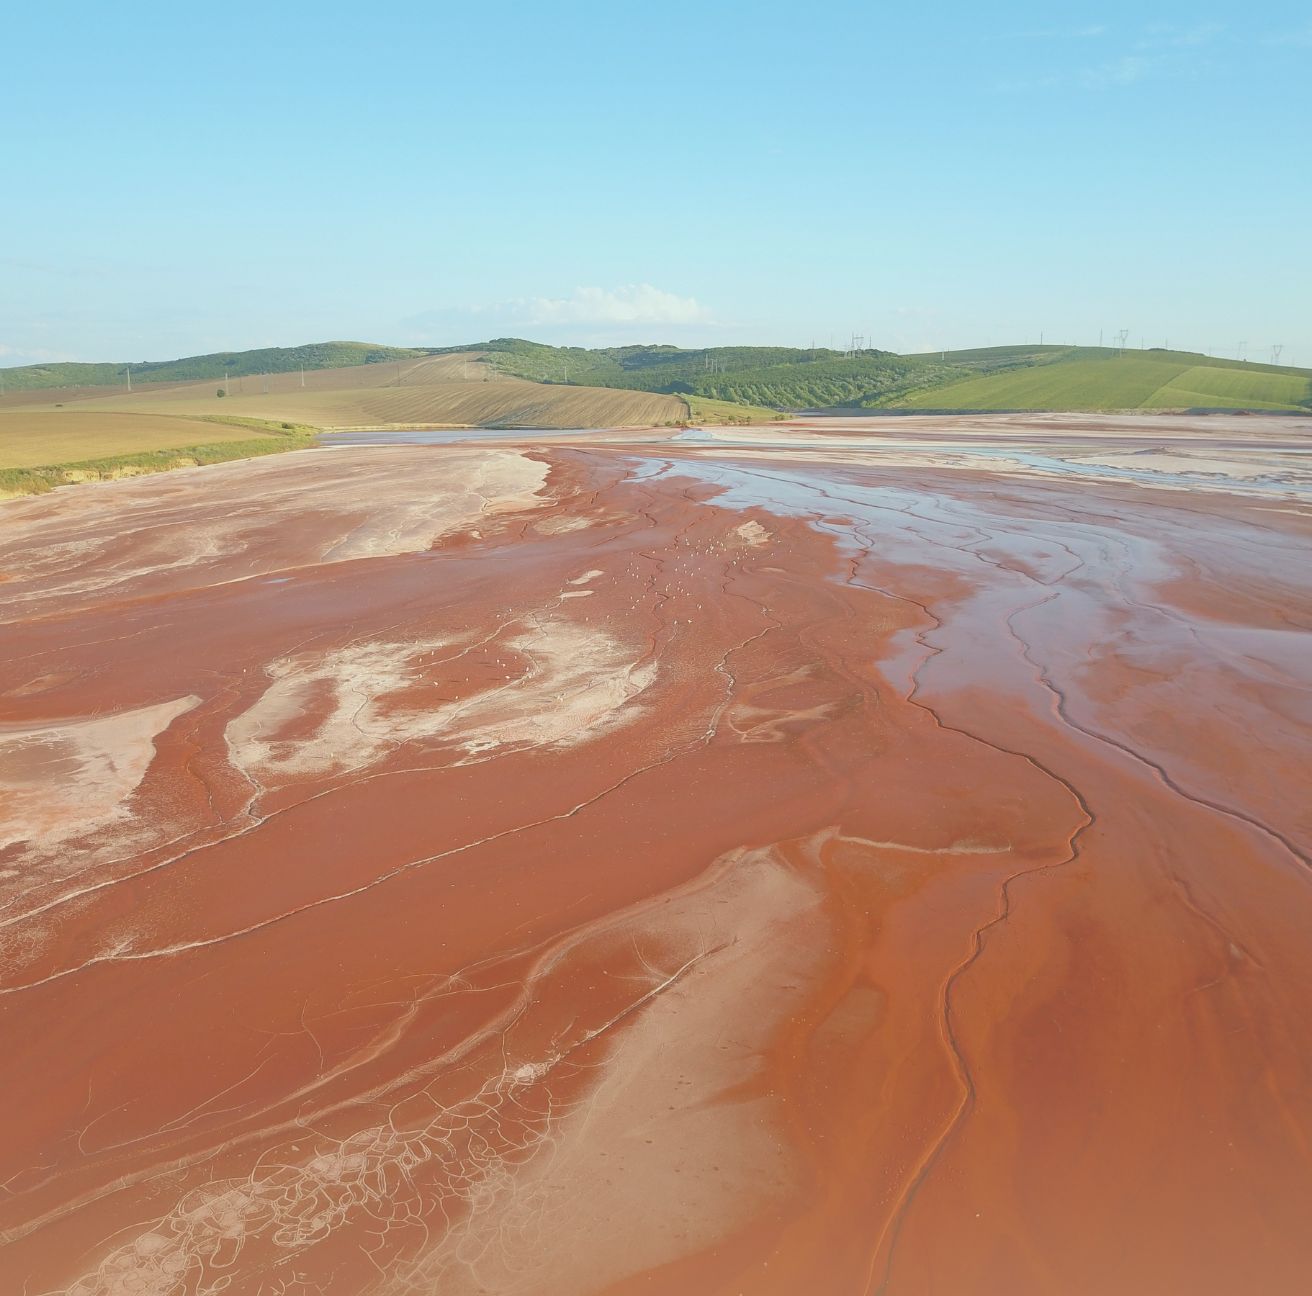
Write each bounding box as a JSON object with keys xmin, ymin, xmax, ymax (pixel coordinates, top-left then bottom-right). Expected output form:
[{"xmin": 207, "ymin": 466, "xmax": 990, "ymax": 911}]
[
  {"xmin": 1, "ymin": 352, "xmax": 689, "ymax": 435},
  {"xmin": 4, "ymin": 338, "xmax": 1308, "ymax": 413},
  {"xmin": 446, "ymin": 339, "xmax": 1312, "ymax": 414},
  {"xmin": 0, "ymin": 341, "xmax": 428, "ymax": 394}
]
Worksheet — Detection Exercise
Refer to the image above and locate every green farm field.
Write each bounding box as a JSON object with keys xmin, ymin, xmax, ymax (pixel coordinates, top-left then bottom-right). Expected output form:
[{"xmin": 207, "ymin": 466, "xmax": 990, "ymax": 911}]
[
  {"xmin": 1140, "ymin": 365, "xmax": 1312, "ymax": 411},
  {"xmin": 894, "ymin": 352, "xmax": 1312, "ymax": 412}
]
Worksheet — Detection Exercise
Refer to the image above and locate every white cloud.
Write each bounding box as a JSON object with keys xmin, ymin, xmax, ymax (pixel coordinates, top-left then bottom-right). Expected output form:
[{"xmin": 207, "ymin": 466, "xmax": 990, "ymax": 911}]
[
  {"xmin": 512, "ymin": 284, "xmax": 708, "ymax": 326},
  {"xmin": 1136, "ymin": 21, "xmax": 1224, "ymax": 49},
  {"xmin": 398, "ymin": 285, "xmax": 715, "ymax": 347},
  {"xmin": 1133, "ymin": 21, "xmax": 1222, "ymax": 53},
  {"xmin": 1081, "ymin": 54, "xmax": 1157, "ymax": 87},
  {"xmin": 1266, "ymin": 23, "xmax": 1312, "ymax": 47},
  {"xmin": 999, "ymin": 19, "xmax": 1224, "ymax": 94},
  {"xmin": 0, "ymin": 342, "xmax": 77, "ymax": 367},
  {"xmin": 1003, "ymin": 24, "xmax": 1106, "ymax": 39}
]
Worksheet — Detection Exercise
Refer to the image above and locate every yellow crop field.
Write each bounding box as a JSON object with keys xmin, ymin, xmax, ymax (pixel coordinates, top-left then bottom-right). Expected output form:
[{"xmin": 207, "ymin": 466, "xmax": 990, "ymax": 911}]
[
  {"xmin": 13, "ymin": 353, "xmax": 687, "ymax": 430},
  {"xmin": 0, "ymin": 412, "xmax": 270, "ymax": 470}
]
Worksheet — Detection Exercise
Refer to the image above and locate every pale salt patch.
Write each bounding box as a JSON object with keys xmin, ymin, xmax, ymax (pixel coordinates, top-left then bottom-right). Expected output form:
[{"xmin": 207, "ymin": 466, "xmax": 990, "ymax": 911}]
[
  {"xmin": 0, "ymin": 448, "xmax": 551, "ymax": 625},
  {"xmin": 510, "ymin": 1060, "xmax": 553, "ymax": 1086},
  {"xmin": 1076, "ymin": 451, "xmax": 1297, "ymax": 482},
  {"xmin": 533, "ymin": 515, "xmax": 594, "ymax": 535},
  {"xmin": 324, "ymin": 451, "xmax": 548, "ymax": 560},
  {"xmin": 225, "ymin": 618, "xmax": 656, "ymax": 784},
  {"xmin": 0, "ymin": 696, "xmax": 199, "ymax": 850}
]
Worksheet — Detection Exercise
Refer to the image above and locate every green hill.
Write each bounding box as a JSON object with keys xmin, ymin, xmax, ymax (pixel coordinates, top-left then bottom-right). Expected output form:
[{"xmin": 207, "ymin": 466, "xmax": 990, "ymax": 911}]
[
  {"xmin": 0, "ymin": 341, "xmax": 428, "ymax": 395},
  {"xmin": 466, "ymin": 339, "xmax": 1310, "ymax": 414},
  {"xmin": 5, "ymin": 336, "xmax": 1307, "ymax": 414},
  {"xmin": 894, "ymin": 348, "xmax": 1312, "ymax": 412},
  {"xmin": 444, "ymin": 338, "xmax": 895, "ymax": 393},
  {"xmin": 448, "ymin": 338, "xmax": 1051, "ymax": 410}
]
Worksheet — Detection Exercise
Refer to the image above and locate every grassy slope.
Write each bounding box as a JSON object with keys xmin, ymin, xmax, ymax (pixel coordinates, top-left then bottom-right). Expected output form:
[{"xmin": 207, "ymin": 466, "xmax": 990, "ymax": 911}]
[
  {"xmin": 0, "ymin": 341, "xmax": 427, "ymax": 394},
  {"xmin": 895, "ymin": 358, "xmax": 1187, "ymax": 410},
  {"xmin": 895, "ymin": 351, "xmax": 1312, "ymax": 411},
  {"xmin": 684, "ymin": 395, "xmax": 783, "ymax": 424},
  {"xmin": 0, "ymin": 414, "xmax": 315, "ymax": 497},
  {"xmin": 1141, "ymin": 365, "xmax": 1312, "ymax": 411}
]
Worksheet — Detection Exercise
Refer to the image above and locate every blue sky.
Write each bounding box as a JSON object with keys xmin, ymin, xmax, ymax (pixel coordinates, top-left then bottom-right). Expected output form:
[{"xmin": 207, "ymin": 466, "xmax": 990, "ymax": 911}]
[{"xmin": 2, "ymin": 1, "xmax": 1309, "ymax": 366}]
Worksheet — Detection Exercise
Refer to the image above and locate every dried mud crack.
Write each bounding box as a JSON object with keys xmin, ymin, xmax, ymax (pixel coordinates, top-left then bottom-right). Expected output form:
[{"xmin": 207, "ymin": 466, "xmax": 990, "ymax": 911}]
[{"xmin": 1, "ymin": 416, "xmax": 1309, "ymax": 1296}]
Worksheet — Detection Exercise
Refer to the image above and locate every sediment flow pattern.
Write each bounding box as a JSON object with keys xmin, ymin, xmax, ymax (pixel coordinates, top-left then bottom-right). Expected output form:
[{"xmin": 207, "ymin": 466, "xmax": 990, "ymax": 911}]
[{"xmin": 1, "ymin": 419, "xmax": 1309, "ymax": 1295}]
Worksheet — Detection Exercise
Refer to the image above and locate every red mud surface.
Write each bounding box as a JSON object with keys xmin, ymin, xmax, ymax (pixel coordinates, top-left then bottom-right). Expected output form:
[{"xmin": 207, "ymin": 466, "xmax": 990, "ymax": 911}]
[{"xmin": 1, "ymin": 418, "xmax": 1310, "ymax": 1295}]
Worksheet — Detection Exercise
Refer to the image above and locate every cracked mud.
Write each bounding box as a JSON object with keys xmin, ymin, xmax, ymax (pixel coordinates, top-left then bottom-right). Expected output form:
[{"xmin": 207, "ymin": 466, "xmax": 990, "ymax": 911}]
[{"xmin": 1, "ymin": 417, "xmax": 1309, "ymax": 1295}]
